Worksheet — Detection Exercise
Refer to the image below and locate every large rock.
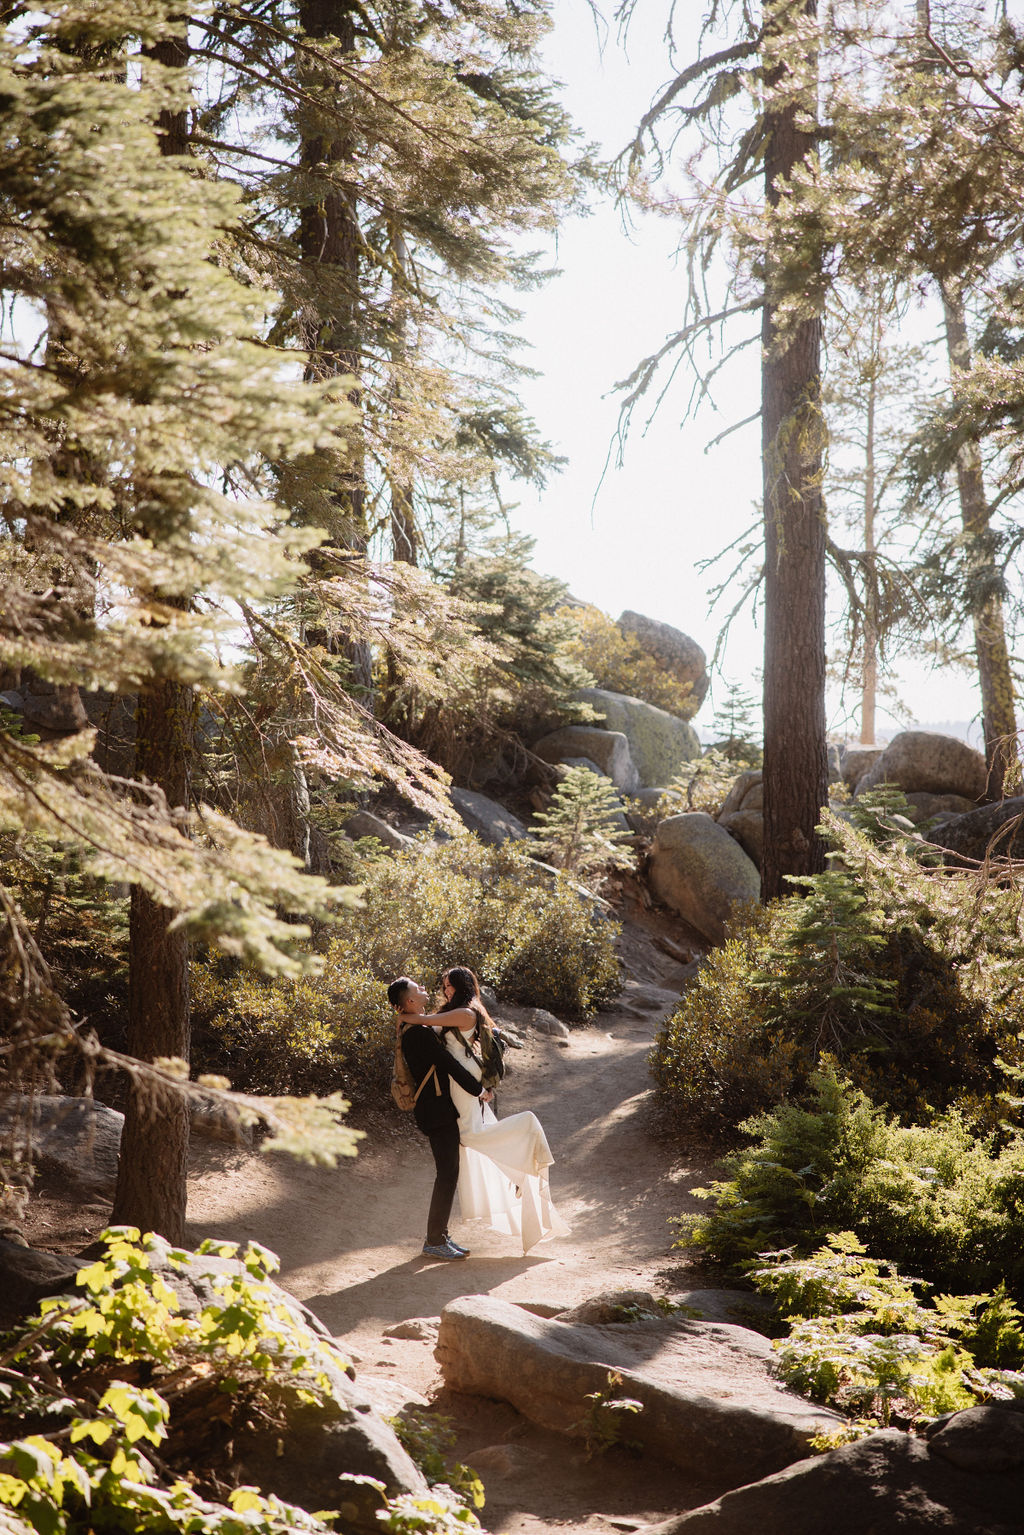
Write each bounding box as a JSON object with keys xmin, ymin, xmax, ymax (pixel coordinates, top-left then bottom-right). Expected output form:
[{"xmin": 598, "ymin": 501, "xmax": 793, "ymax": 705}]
[
  {"xmin": 718, "ymin": 808, "xmax": 763, "ymax": 869},
  {"xmin": 841, "ymin": 745, "xmax": 883, "ymax": 791},
  {"xmin": 343, "ymin": 810, "xmax": 415, "ymax": 852},
  {"xmin": 718, "ymin": 770, "xmax": 762, "ymax": 821},
  {"xmin": 640, "ymin": 1412, "xmax": 1024, "ymax": 1535},
  {"xmin": 0, "ymin": 1237, "xmax": 81, "ymax": 1329},
  {"xmin": 617, "ymin": 612, "xmax": 709, "ymax": 709},
  {"xmin": 436, "ymin": 1295, "xmax": 839, "ymax": 1483},
  {"xmin": 648, "ymin": 813, "xmax": 760, "ymax": 944},
  {"xmin": 902, "ymin": 791, "xmax": 977, "ymax": 826},
  {"xmin": 532, "ymin": 726, "xmax": 640, "ymax": 793},
  {"xmin": 576, "ymin": 688, "xmax": 700, "ymax": 788},
  {"xmin": 925, "ymin": 795, "xmax": 1024, "ymax": 863},
  {"xmin": 856, "ymin": 731, "xmax": 987, "ymax": 801},
  {"xmin": 0, "ymin": 1094, "xmax": 124, "ymax": 1197},
  {"xmin": 450, "ymin": 787, "xmax": 527, "ymax": 845},
  {"xmin": 141, "ymin": 1238, "xmax": 426, "ymax": 1525}
]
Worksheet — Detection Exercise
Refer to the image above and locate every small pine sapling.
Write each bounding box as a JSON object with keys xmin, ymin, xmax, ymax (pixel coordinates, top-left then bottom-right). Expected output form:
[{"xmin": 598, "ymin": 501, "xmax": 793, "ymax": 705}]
[{"xmin": 530, "ymin": 767, "xmax": 635, "ymax": 888}]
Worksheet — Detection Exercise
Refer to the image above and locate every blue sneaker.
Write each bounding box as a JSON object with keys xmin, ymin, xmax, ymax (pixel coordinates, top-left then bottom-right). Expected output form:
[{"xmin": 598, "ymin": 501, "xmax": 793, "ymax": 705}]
[
  {"xmin": 443, "ymin": 1235, "xmax": 470, "ymax": 1256},
  {"xmin": 422, "ymin": 1239, "xmax": 468, "ymax": 1261}
]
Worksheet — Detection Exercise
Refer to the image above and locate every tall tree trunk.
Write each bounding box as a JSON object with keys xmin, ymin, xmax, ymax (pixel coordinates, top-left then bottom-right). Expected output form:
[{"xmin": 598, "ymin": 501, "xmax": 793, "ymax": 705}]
[
  {"xmin": 111, "ymin": 32, "xmax": 193, "ymax": 1243},
  {"xmin": 388, "ymin": 224, "xmax": 417, "ymax": 566},
  {"xmin": 760, "ymin": 0, "xmax": 828, "ymax": 902},
  {"xmin": 940, "ymin": 282, "xmax": 1018, "ymax": 799},
  {"xmin": 297, "ymin": 0, "xmax": 373, "ymax": 690},
  {"xmin": 861, "ymin": 309, "xmax": 878, "ymax": 746}
]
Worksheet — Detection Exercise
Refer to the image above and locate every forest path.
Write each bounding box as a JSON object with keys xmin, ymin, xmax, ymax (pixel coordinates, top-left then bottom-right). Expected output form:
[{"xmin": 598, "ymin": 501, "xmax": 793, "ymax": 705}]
[{"xmin": 186, "ymin": 929, "xmax": 720, "ymax": 1533}]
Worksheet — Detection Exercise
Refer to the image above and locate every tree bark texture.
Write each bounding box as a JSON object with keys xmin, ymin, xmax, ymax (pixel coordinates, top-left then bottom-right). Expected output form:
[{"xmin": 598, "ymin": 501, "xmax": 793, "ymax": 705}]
[
  {"xmin": 112, "ymin": 674, "xmax": 195, "ymax": 1242},
  {"xmin": 297, "ymin": 0, "xmax": 373, "ymax": 690},
  {"xmin": 940, "ymin": 284, "xmax": 1019, "ymax": 799},
  {"xmin": 112, "ymin": 36, "xmax": 194, "ymax": 1244},
  {"xmin": 760, "ymin": 0, "xmax": 828, "ymax": 902},
  {"xmin": 860, "ymin": 311, "xmax": 878, "ymax": 746}
]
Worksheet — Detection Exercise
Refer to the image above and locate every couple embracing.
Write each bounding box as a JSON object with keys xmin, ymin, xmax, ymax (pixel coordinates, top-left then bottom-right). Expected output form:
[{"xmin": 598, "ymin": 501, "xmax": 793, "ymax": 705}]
[{"xmin": 387, "ymin": 966, "xmax": 569, "ymax": 1262}]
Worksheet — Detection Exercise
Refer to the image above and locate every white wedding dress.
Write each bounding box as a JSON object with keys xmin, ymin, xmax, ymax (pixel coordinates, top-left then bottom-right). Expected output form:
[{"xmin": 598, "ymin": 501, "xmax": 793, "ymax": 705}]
[{"xmin": 444, "ymin": 1029, "xmax": 570, "ymax": 1253}]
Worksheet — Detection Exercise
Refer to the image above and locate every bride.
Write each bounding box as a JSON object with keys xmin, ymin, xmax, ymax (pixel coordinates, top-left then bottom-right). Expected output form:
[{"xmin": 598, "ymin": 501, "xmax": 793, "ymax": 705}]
[{"xmin": 406, "ymin": 966, "xmax": 569, "ymax": 1254}]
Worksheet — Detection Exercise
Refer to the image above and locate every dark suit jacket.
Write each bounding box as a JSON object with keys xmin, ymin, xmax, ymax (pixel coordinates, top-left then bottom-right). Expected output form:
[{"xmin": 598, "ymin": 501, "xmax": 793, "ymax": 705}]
[{"xmin": 401, "ymin": 1021, "xmax": 483, "ymax": 1132}]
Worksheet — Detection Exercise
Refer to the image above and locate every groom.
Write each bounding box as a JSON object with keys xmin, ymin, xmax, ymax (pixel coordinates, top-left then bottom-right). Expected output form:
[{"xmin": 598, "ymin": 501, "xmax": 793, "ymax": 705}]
[{"xmin": 387, "ymin": 976, "xmax": 489, "ymax": 1262}]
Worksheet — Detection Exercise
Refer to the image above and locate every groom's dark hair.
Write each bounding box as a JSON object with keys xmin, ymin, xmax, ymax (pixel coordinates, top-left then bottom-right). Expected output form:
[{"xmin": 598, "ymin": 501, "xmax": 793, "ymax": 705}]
[{"xmin": 387, "ymin": 976, "xmax": 414, "ymax": 1010}]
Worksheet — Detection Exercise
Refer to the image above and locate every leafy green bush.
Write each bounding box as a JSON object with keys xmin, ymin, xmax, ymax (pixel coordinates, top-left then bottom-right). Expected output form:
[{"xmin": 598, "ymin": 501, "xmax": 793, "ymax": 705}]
[
  {"xmin": 650, "ymin": 804, "xmax": 1024, "ymax": 1136},
  {"xmin": 194, "ymin": 834, "xmax": 620, "ymax": 1101},
  {"xmin": 0, "ymin": 1228, "xmax": 476, "ymax": 1535},
  {"xmin": 678, "ymin": 1068, "xmax": 1024, "ymax": 1300},
  {"xmin": 747, "ymin": 1234, "xmax": 1024, "ymax": 1428}
]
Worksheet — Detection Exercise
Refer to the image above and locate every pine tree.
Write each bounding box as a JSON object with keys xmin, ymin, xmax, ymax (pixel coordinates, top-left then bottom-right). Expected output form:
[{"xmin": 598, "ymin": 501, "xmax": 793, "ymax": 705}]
[
  {"xmin": 530, "ymin": 767, "xmax": 634, "ymax": 889},
  {"xmin": 0, "ymin": 1, "xmax": 359, "ymax": 1235}
]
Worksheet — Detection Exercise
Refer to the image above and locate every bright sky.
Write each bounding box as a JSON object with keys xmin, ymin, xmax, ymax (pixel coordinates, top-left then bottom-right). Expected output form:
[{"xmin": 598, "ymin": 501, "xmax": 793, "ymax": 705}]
[{"xmin": 507, "ymin": 1, "xmax": 985, "ymax": 743}]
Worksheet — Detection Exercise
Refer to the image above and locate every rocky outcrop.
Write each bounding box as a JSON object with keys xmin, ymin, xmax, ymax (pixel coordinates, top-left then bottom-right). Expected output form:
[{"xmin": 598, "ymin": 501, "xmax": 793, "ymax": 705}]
[
  {"xmin": 639, "ymin": 1408, "xmax": 1024, "ymax": 1535},
  {"xmin": 343, "ymin": 810, "xmax": 415, "ymax": 852},
  {"xmin": 856, "ymin": 731, "xmax": 987, "ymax": 801},
  {"xmin": 719, "ymin": 770, "xmax": 763, "ymax": 819},
  {"xmin": 617, "ymin": 613, "xmax": 709, "ymax": 709},
  {"xmin": 532, "ymin": 726, "xmax": 640, "ymax": 793},
  {"xmin": 139, "ymin": 1238, "xmax": 426, "ymax": 1524},
  {"xmin": 718, "ymin": 808, "xmax": 763, "ymax": 868},
  {"xmin": 625, "ymin": 787, "xmax": 668, "ymax": 834},
  {"xmin": 450, "ymin": 787, "xmax": 528, "ymax": 845},
  {"xmin": 436, "ymin": 1295, "xmax": 840, "ymax": 1483},
  {"xmin": 0, "ymin": 1236, "xmax": 81, "ymax": 1330},
  {"xmin": 925, "ymin": 795, "xmax": 1024, "ymax": 863},
  {"xmin": 0, "ymin": 1095, "xmax": 124, "ymax": 1198},
  {"xmin": 576, "ymin": 688, "xmax": 700, "ymax": 788},
  {"xmin": 902, "ymin": 791, "xmax": 977, "ymax": 825},
  {"xmin": 648, "ymin": 813, "xmax": 760, "ymax": 944},
  {"xmin": 841, "ymin": 745, "xmax": 883, "ymax": 792}
]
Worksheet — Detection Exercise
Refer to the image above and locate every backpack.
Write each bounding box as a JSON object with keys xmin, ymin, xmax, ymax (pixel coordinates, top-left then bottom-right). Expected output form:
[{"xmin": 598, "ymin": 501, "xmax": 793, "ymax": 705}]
[
  {"xmin": 391, "ymin": 1021, "xmax": 441, "ymax": 1112},
  {"xmin": 474, "ymin": 1021, "xmax": 506, "ymax": 1092}
]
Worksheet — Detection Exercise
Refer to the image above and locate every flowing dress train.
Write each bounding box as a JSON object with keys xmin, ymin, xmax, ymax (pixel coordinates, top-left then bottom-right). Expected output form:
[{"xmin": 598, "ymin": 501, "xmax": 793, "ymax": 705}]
[{"xmin": 444, "ymin": 1030, "xmax": 570, "ymax": 1253}]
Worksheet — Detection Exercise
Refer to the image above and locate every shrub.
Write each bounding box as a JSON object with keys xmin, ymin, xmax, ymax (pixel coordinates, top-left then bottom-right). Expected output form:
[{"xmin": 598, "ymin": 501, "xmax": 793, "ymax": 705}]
[
  {"xmin": 649, "ymin": 903, "xmax": 804, "ymax": 1138},
  {"xmin": 650, "ymin": 803, "xmax": 1024, "ymax": 1136},
  {"xmin": 557, "ymin": 604, "xmax": 699, "ymax": 718},
  {"xmin": 193, "ymin": 834, "xmax": 620, "ymax": 1102},
  {"xmin": 0, "ymin": 1229, "xmax": 474, "ymax": 1535},
  {"xmin": 748, "ymin": 1234, "xmax": 1024, "ymax": 1427},
  {"xmin": 678, "ymin": 1068, "xmax": 1024, "ymax": 1300}
]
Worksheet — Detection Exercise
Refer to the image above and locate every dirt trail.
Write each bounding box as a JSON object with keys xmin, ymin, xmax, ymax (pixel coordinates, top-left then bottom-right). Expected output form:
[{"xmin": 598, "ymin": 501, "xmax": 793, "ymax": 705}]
[{"xmin": 185, "ymin": 930, "xmax": 726, "ymax": 1534}]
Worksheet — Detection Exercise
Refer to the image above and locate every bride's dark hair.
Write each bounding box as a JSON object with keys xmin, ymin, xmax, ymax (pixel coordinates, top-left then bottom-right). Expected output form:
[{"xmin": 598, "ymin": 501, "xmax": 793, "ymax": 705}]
[{"xmin": 439, "ymin": 965, "xmax": 496, "ymax": 1035}]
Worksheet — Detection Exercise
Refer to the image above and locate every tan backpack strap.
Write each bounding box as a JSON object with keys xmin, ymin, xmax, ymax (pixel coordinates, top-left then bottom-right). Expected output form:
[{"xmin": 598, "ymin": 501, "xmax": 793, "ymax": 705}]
[{"xmin": 413, "ymin": 1063, "xmax": 440, "ymax": 1102}]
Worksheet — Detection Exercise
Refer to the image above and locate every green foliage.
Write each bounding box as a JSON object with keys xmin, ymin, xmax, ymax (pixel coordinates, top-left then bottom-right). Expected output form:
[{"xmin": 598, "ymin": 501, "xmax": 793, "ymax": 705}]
[
  {"xmin": 748, "ymin": 1234, "xmax": 1024, "ymax": 1429},
  {"xmin": 530, "ymin": 767, "xmax": 635, "ymax": 888},
  {"xmin": 0, "ymin": 1229, "xmax": 349, "ymax": 1535},
  {"xmin": 677, "ymin": 1069, "xmax": 1024, "ymax": 1301},
  {"xmin": 390, "ymin": 547, "xmax": 593, "ymax": 781},
  {"xmin": 388, "ymin": 1410, "xmax": 484, "ymax": 1513},
  {"xmin": 0, "ymin": 1227, "xmax": 477, "ymax": 1535},
  {"xmin": 649, "ymin": 902, "xmax": 801, "ymax": 1138},
  {"xmin": 572, "ymin": 1371, "xmax": 644, "ymax": 1459},
  {"xmin": 655, "ymin": 750, "xmax": 745, "ymax": 820},
  {"xmin": 558, "ymin": 605, "xmax": 699, "ymax": 718},
  {"xmin": 650, "ymin": 802, "xmax": 1024, "ymax": 1136},
  {"xmin": 195, "ymin": 834, "xmax": 620, "ymax": 1100}
]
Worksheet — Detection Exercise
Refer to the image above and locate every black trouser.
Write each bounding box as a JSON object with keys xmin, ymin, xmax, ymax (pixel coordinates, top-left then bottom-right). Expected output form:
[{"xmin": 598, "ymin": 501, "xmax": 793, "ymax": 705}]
[{"xmin": 424, "ymin": 1120, "xmax": 461, "ymax": 1246}]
